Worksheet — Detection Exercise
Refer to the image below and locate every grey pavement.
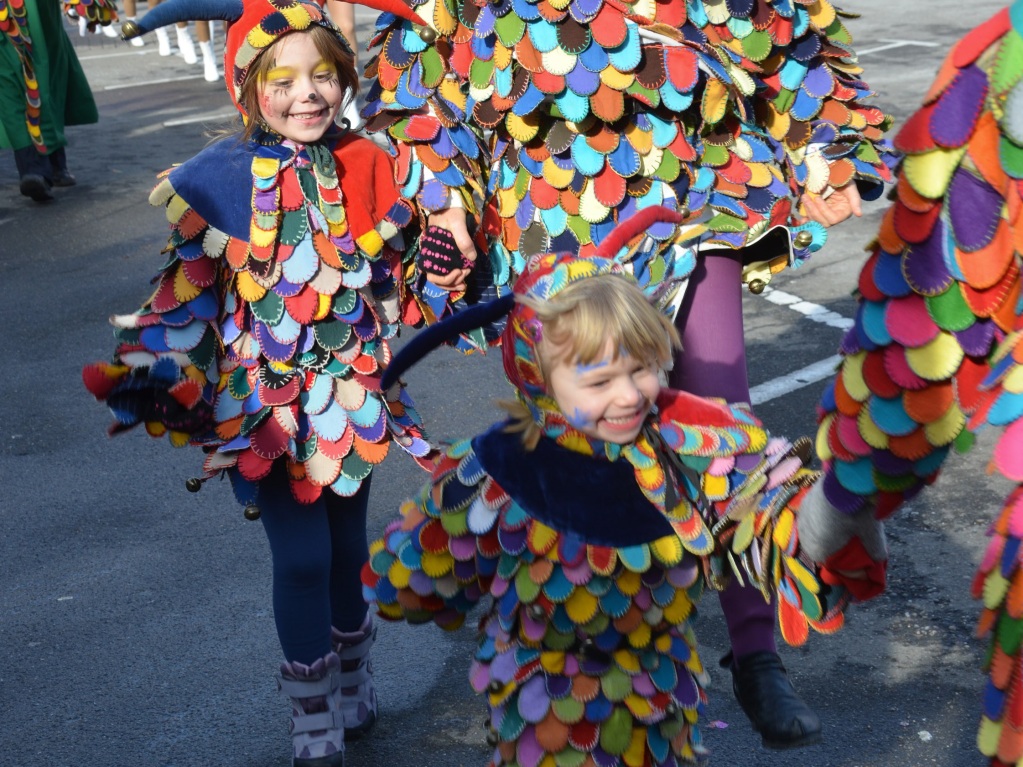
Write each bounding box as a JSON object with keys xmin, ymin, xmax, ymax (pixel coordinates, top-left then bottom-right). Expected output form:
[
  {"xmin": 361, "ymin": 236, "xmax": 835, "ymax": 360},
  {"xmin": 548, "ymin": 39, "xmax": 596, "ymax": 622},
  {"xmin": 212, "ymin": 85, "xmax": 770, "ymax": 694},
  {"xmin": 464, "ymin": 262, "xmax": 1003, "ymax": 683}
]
[{"xmin": 0, "ymin": 3, "xmax": 1013, "ymax": 766}]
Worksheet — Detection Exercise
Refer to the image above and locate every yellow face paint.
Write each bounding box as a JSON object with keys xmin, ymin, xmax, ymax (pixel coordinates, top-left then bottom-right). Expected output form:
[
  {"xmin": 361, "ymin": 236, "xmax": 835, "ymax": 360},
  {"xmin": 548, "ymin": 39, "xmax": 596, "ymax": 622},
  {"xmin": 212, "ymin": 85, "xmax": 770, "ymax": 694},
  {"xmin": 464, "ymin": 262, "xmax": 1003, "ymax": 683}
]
[{"xmin": 264, "ymin": 66, "xmax": 297, "ymax": 83}]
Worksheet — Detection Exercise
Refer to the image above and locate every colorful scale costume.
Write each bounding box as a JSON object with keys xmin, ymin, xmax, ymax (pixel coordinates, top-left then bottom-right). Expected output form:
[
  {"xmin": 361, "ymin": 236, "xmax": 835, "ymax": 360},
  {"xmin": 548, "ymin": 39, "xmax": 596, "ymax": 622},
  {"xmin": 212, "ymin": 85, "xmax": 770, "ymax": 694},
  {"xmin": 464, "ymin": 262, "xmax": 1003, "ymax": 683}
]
[
  {"xmin": 83, "ymin": 0, "xmax": 434, "ymax": 506},
  {"xmin": 810, "ymin": 4, "xmax": 1023, "ymax": 764},
  {"xmin": 63, "ymin": 0, "xmax": 119, "ymax": 31},
  {"xmin": 362, "ymin": 0, "xmax": 897, "ymax": 338},
  {"xmin": 364, "ymin": 223, "xmax": 850, "ymax": 766}
]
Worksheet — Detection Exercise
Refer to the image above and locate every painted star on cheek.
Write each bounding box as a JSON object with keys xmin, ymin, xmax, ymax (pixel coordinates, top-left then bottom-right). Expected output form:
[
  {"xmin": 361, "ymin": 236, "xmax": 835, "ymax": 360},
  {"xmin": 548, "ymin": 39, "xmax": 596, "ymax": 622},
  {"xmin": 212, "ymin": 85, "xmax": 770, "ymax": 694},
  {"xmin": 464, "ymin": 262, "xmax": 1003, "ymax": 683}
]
[{"xmin": 565, "ymin": 407, "xmax": 595, "ymax": 430}]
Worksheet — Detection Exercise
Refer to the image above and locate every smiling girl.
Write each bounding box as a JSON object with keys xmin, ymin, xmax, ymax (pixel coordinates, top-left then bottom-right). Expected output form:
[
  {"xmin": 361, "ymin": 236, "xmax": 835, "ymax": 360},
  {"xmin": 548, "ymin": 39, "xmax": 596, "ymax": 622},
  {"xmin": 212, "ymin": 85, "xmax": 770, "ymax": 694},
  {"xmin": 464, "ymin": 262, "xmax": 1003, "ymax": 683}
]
[
  {"xmin": 362, "ymin": 210, "xmax": 877, "ymax": 767},
  {"xmin": 83, "ymin": 1, "xmax": 435, "ymax": 765}
]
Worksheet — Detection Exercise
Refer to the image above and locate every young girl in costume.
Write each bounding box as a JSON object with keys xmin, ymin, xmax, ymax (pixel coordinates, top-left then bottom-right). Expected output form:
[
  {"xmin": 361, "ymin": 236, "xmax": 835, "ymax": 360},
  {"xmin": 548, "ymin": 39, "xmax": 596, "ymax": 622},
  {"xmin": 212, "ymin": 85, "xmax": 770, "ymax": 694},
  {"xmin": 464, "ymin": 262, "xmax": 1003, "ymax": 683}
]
[
  {"xmin": 362, "ymin": 0, "xmax": 900, "ymax": 747},
  {"xmin": 363, "ymin": 208, "xmax": 886, "ymax": 766},
  {"xmin": 83, "ymin": 1, "xmax": 435, "ymax": 764}
]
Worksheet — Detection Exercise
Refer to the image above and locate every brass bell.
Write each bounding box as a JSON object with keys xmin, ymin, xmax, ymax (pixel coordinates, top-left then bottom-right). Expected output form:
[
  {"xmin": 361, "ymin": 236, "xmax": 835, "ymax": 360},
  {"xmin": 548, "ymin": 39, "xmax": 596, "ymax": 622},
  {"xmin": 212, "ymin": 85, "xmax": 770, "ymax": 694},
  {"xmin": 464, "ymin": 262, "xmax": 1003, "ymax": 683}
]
[
  {"xmin": 485, "ymin": 730, "xmax": 500, "ymax": 747},
  {"xmin": 665, "ymin": 702, "xmax": 679, "ymax": 717},
  {"xmin": 678, "ymin": 205, "xmax": 690, "ymax": 220},
  {"xmin": 185, "ymin": 477, "xmax": 203, "ymax": 493},
  {"xmin": 487, "ymin": 679, "xmax": 504, "ymax": 694},
  {"xmin": 243, "ymin": 504, "xmax": 261, "ymax": 521},
  {"xmin": 793, "ymin": 230, "xmax": 813, "ymax": 249},
  {"xmin": 418, "ymin": 26, "xmax": 437, "ymax": 44},
  {"xmin": 747, "ymin": 278, "xmax": 766, "ymax": 295},
  {"xmin": 528, "ymin": 603, "xmax": 545, "ymax": 620},
  {"xmin": 121, "ymin": 20, "xmax": 141, "ymax": 40}
]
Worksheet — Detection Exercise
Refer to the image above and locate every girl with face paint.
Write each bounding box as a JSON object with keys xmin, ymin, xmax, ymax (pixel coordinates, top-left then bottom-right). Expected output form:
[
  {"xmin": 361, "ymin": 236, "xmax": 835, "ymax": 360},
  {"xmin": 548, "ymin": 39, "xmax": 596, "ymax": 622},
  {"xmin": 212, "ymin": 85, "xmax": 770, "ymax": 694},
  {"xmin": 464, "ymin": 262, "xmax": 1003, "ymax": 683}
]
[
  {"xmin": 362, "ymin": 219, "xmax": 882, "ymax": 767},
  {"xmin": 83, "ymin": 2, "xmax": 438, "ymax": 765}
]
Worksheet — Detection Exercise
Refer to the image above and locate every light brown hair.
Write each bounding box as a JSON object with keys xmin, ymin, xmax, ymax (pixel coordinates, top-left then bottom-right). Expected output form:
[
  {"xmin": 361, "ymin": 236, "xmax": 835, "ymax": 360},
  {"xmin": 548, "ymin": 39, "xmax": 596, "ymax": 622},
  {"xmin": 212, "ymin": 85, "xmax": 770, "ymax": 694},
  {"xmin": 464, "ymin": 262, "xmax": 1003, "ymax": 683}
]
[
  {"xmin": 237, "ymin": 25, "xmax": 358, "ymax": 142},
  {"xmin": 502, "ymin": 273, "xmax": 681, "ymax": 448}
]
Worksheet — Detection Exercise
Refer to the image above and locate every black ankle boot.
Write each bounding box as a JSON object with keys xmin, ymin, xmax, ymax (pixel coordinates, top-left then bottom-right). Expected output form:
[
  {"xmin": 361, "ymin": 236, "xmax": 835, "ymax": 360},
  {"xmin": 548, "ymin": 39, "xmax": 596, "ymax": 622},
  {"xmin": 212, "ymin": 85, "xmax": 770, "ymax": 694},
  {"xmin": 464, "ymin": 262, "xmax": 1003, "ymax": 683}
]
[{"xmin": 722, "ymin": 651, "xmax": 822, "ymax": 749}]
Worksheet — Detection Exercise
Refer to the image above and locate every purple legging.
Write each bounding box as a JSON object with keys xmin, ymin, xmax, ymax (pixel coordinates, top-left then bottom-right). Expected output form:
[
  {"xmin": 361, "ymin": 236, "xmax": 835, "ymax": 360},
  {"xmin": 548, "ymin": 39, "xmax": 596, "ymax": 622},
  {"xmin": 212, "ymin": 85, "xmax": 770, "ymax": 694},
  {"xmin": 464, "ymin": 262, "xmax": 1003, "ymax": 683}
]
[
  {"xmin": 257, "ymin": 464, "xmax": 372, "ymax": 665},
  {"xmin": 668, "ymin": 249, "xmax": 777, "ymax": 660}
]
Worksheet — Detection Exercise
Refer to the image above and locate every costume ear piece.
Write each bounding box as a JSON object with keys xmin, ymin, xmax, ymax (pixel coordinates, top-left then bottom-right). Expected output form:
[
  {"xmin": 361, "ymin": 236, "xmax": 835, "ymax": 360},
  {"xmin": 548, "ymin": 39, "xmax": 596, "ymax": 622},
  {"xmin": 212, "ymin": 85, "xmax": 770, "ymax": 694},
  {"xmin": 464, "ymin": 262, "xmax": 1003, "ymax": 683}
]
[
  {"xmin": 592, "ymin": 206, "xmax": 684, "ymax": 259},
  {"xmin": 381, "ymin": 294, "xmax": 516, "ymax": 390},
  {"xmin": 122, "ymin": 0, "xmax": 243, "ymax": 38}
]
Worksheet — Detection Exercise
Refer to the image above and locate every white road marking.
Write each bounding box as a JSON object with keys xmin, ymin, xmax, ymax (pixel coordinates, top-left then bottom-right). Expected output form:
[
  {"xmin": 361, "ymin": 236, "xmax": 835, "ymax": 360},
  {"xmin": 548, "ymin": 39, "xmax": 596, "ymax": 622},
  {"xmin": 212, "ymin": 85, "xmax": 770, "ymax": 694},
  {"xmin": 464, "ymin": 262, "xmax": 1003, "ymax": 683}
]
[
  {"xmin": 105, "ymin": 74, "xmax": 206, "ymax": 90},
  {"xmin": 751, "ymin": 355, "xmax": 842, "ymax": 405},
  {"xmin": 163, "ymin": 110, "xmax": 237, "ymax": 127},
  {"xmin": 749, "ymin": 288, "xmax": 850, "ymax": 404},
  {"xmin": 77, "ymin": 49, "xmax": 154, "ymax": 61},
  {"xmin": 858, "ymin": 39, "xmax": 941, "ymax": 56},
  {"xmin": 760, "ymin": 286, "xmax": 854, "ymax": 330}
]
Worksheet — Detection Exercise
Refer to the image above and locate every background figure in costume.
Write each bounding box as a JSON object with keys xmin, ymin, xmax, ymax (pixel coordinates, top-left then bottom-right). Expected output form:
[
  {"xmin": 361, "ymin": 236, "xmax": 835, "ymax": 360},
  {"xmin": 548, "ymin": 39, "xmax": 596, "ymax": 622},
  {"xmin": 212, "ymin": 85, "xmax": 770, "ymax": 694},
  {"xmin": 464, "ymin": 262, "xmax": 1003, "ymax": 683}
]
[
  {"xmin": 360, "ymin": 0, "xmax": 897, "ymax": 747},
  {"xmin": 363, "ymin": 208, "xmax": 883, "ymax": 767},
  {"xmin": 83, "ymin": 1, "xmax": 436, "ymax": 765},
  {"xmin": 796, "ymin": 3, "xmax": 1023, "ymax": 766},
  {"xmin": 0, "ymin": 0, "xmax": 98, "ymax": 202}
]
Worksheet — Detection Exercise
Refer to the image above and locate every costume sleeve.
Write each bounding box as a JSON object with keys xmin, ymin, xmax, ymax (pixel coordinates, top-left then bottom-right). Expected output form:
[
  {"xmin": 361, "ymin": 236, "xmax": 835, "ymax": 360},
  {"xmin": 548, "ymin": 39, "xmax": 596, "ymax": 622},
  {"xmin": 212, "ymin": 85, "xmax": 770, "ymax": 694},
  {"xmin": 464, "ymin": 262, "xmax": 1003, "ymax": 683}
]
[
  {"xmin": 808, "ymin": 9, "xmax": 1023, "ymax": 758},
  {"xmin": 361, "ymin": 3, "xmax": 493, "ymax": 331},
  {"xmin": 696, "ymin": 0, "xmax": 897, "ymax": 201},
  {"xmin": 82, "ymin": 177, "xmax": 222, "ymax": 445},
  {"xmin": 363, "ymin": 437, "xmax": 500, "ymax": 629},
  {"xmin": 63, "ymin": 0, "xmax": 118, "ymax": 30},
  {"xmin": 650, "ymin": 389, "xmax": 850, "ymax": 645}
]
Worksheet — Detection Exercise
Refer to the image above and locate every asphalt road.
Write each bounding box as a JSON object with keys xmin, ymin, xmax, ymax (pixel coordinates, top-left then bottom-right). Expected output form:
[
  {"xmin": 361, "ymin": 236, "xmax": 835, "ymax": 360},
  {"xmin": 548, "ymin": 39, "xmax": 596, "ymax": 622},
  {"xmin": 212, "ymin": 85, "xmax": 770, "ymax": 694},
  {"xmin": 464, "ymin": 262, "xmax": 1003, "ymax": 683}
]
[{"xmin": 0, "ymin": 3, "xmax": 1014, "ymax": 766}]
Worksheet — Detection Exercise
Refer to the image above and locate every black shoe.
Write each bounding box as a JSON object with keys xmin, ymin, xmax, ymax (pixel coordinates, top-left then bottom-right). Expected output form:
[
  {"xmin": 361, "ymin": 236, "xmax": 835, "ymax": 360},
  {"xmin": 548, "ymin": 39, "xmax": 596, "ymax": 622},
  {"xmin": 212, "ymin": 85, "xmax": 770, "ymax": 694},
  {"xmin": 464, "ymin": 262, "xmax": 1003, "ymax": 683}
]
[
  {"xmin": 51, "ymin": 170, "xmax": 76, "ymax": 187},
  {"xmin": 19, "ymin": 174, "xmax": 54, "ymax": 202},
  {"xmin": 723, "ymin": 651, "xmax": 822, "ymax": 749}
]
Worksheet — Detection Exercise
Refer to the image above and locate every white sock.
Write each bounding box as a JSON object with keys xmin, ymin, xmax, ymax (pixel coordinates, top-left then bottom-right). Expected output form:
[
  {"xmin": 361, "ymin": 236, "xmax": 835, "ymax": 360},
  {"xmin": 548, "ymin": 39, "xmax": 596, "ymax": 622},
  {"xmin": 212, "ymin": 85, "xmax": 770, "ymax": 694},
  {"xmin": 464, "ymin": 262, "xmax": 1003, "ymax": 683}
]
[
  {"xmin": 199, "ymin": 40, "xmax": 219, "ymax": 82},
  {"xmin": 176, "ymin": 26, "xmax": 197, "ymax": 64},
  {"xmin": 77, "ymin": 15, "xmax": 87, "ymax": 36},
  {"xmin": 126, "ymin": 17, "xmax": 145, "ymax": 46},
  {"xmin": 154, "ymin": 26, "xmax": 172, "ymax": 56}
]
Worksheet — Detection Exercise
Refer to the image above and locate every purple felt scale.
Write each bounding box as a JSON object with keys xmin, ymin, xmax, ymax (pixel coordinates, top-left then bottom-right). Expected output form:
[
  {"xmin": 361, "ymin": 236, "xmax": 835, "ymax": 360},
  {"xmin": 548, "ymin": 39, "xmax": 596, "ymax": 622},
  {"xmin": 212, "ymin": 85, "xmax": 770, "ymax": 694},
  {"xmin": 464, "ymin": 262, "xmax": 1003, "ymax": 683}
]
[
  {"xmin": 517, "ymin": 675, "xmax": 551, "ymax": 723},
  {"xmin": 954, "ymin": 318, "xmax": 997, "ymax": 357},
  {"xmin": 947, "ymin": 168, "xmax": 1003, "ymax": 252},
  {"xmin": 902, "ymin": 222, "xmax": 955, "ymax": 296},
  {"xmin": 930, "ymin": 64, "xmax": 988, "ymax": 148},
  {"xmin": 822, "ymin": 469, "xmax": 871, "ymax": 513},
  {"xmin": 870, "ymin": 448, "xmax": 916, "ymax": 476}
]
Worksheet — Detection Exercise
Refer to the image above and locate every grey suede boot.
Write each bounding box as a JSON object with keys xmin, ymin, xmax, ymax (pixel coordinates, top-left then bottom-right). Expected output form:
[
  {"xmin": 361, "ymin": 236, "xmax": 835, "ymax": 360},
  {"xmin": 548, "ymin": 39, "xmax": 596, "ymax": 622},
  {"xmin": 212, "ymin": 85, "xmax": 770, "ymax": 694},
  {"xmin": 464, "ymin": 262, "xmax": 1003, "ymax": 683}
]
[
  {"xmin": 331, "ymin": 615, "xmax": 378, "ymax": 739},
  {"xmin": 277, "ymin": 652, "xmax": 345, "ymax": 767}
]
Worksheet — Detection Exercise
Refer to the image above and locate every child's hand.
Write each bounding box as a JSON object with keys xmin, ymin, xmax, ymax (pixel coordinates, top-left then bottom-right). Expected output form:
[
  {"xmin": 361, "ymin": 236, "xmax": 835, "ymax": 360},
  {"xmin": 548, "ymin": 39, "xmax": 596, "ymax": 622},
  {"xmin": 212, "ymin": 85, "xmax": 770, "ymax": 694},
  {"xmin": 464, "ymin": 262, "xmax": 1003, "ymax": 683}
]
[
  {"xmin": 797, "ymin": 182, "xmax": 862, "ymax": 227},
  {"xmin": 424, "ymin": 208, "xmax": 476, "ymax": 291}
]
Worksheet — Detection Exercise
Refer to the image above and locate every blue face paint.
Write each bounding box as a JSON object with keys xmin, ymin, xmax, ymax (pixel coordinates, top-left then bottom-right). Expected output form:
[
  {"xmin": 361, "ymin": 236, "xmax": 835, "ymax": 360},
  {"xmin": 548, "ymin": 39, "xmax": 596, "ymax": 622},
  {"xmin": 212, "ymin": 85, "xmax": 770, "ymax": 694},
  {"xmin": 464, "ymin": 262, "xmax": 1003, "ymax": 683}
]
[
  {"xmin": 565, "ymin": 407, "xmax": 594, "ymax": 430},
  {"xmin": 575, "ymin": 358, "xmax": 609, "ymax": 373}
]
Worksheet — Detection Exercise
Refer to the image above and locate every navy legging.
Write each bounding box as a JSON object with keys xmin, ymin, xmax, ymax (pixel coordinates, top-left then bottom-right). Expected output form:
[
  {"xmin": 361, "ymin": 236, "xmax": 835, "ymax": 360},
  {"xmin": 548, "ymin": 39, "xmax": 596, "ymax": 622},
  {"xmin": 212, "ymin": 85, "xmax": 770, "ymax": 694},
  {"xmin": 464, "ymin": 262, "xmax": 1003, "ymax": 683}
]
[
  {"xmin": 670, "ymin": 249, "xmax": 777, "ymax": 660},
  {"xmin": 257, "ymin": 464, "xmax": 372, "ymax": 665}
]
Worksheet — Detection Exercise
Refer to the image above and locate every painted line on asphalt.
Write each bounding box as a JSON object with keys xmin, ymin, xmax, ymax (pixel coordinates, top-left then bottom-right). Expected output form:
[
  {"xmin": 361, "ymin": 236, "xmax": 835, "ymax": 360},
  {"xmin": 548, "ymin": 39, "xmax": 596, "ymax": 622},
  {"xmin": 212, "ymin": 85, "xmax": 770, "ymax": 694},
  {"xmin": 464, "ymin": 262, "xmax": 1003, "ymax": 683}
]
[
  {"xmin": 750, "ymin": 354, "xmax": 842, "ymax": 405},
  {"xmin": 105, "ymin": 74, "xmax": 206, "ymax": 90},
  {"xmin": 858, "ymin": 39, "xmax": 941, "ymax": 56},
  {"xmin": 77, "ymin": 49, "xmax": 155, "ymax": 61},
  {"xmin": 747, "ymin": 287, "xmax": 850, "ymax": 404},
  {"xmin": 759, "ymin": 286, "xmax": 854, "ymax": 330},
  {"xmin": 163, "ymin": 110, "xmax": 237, "ymax": 127}
]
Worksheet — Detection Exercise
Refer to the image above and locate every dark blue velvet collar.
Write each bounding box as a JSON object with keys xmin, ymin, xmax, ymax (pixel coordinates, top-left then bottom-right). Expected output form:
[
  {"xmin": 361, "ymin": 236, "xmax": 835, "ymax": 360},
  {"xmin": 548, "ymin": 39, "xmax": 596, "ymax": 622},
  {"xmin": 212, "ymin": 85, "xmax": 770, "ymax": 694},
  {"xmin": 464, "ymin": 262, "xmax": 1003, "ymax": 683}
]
[
  {"xmin": 471, "ymin": 422, "xmax": 674, "ymax": 547},
  {"xmin": 165, "ymin": 130, "xmax": 343, "ymax": 241}
]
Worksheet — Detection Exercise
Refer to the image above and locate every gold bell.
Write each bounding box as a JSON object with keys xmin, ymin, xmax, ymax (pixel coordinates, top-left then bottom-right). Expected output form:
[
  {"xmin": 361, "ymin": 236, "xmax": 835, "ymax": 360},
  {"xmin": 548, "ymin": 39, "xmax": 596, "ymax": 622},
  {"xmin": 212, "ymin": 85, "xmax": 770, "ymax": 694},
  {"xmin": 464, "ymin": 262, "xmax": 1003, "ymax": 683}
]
[
  {"xmin": 417, "ymin": 26, "xmax": 437, "ymax": 43},
  {"xmin": 243, "ymin": 504, "xmax": 261, "ymax": 521},
  {"xmin": 793, "ymin": 230, "xmax": 813, "ymax": 249},
  {"xmin": 185, "ymin": 477, "xmax": 203, "ymax": 493},
  {"xmin": 678, "ymin": 205, "xmax": 690, "ymax": 220},
  {"xmin": 121, "ymin": 20, "xmax": 141, "ymax": 40},
  {"xmin": 747, "ymin": 278, "xmax": 766, "ymax": 295}
]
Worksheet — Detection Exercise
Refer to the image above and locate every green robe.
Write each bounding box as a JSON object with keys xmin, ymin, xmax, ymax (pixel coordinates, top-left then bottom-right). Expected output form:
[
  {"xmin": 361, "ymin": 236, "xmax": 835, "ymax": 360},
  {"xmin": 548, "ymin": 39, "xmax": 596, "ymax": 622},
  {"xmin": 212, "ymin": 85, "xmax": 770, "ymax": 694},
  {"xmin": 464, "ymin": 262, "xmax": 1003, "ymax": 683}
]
[{"xmin": 0, "ymin": 0, "xmax": 97, "ymax": 154}]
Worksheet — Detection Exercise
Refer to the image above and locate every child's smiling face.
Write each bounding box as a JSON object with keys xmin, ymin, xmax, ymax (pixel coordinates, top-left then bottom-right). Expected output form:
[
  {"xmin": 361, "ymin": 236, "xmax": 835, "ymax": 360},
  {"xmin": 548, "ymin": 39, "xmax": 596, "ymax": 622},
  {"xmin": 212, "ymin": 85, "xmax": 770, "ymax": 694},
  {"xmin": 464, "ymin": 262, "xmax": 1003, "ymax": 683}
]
[
  {"xmin": 546, "ymin": 339, "xmax": 661, "ymax": 444},
  {"xmin": 257, "ymin": 32, "xmax": 343, "ymax": 143}
]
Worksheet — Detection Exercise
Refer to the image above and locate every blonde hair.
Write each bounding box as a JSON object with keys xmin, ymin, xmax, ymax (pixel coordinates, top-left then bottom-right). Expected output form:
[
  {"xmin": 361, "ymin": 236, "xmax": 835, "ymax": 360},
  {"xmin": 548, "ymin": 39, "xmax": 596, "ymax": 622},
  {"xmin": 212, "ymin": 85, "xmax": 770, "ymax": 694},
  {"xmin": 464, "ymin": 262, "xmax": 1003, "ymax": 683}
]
[
  {"xmin": 502, "ymin": 273, "xmax": 680, "ymax": 448},
  {"xmin": 236, "ymin": 25, "xmax": 359, "ymax": 142}
]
